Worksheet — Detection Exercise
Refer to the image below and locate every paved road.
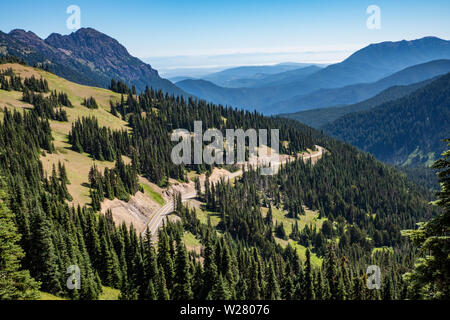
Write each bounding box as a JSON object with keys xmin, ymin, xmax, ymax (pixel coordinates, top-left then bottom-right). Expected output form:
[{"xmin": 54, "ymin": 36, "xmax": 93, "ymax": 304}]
[
  {"xmin": 142, "ymin": 146, "xmax": 325, "ymax": 237},
  {"xmin": 143, "ymin": 192, "xmax": 196, "ymax": 238}
]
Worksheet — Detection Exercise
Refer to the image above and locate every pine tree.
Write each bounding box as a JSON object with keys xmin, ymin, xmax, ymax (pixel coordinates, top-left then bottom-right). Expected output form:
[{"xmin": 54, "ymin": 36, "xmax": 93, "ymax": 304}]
[
  {"xmin": 404, "ymin": 139, "xmax": 450, "ymax": 299},
  {"xmin": 202, "ymin": 236, "xmax": 217, "ymax": 299},
  {"xmin": 211, "ymin": 275, "xmax": 231, "ymax": 300},
  {"xmin": 29, "ymin": 206, "xmax": 62, "ymax": 295},
  {"xmin": 58, "ymin": 161, "xmax": 70, "ymax": 185},
  {"xmin": 324, "ymin": 244, "xmax": 339, "ymax": 300},
  {"xmin": 143, "ymin": 229, "xmax": 158, "ymax": 288},
  {"xmin": 157, "ymin": 269, "xmax": 170, "ymax": 300},
  {"xmin": 0, "ymin": 187, "xmax": 40, "ymax": 300},
  {"xmin": 304, "ymin": 249, "xmax": 315, "ymax": 300},
  {"xmin": 145, "ymin": 280, "xmax": 157, "ymax": 300},
  {"xmin": 266, "ymin": 261, "xmax": 281, "ymax": 300},
  {"xmin": 173, "ymin": 236, "xmax": 193, "ymax": 300}
]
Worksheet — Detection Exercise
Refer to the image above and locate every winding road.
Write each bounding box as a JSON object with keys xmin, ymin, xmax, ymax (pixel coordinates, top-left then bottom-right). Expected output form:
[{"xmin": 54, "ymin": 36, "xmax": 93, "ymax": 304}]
[{"xmin": 142, "ymin": 145, "xmax": 326, "ymax": 238}]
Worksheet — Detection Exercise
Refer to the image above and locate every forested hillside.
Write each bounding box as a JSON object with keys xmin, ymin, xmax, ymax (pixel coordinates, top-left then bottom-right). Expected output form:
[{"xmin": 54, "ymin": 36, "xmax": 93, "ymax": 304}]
[
  {"xmin": 0, "ymin": 58, "xmax": 441, "ymax": 300},
  {"xmin": 324, "ymin": 72, "xmax": 450, "ymax": 166},
  {"xmin": 282, "ymin": 77, "xmax": 435, "ymax": 128}
]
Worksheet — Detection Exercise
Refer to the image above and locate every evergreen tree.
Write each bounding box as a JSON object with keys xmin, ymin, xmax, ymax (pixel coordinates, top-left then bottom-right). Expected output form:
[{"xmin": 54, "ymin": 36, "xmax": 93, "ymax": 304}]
[
  {"xmin": 404, "ymin": 139, "xmax": 450, "ymax": 299},
  {"xmin": 173, "ymin": 236, "xmax": 193, "ymax": 300},
  {"xmin": 0, "ymin": 186, "xmax": 40, "ymax": 300}
]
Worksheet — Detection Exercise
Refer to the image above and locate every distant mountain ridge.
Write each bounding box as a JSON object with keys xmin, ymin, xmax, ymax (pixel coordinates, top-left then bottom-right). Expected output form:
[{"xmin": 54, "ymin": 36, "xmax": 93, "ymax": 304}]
[
  {"xmin": 282, "ymin": 77, "xmax": 436, "ymax": 128},
  {"xmin": 201, "ymin": 63, "xmax": 323, "ymax": 88},
  {"xmin": 0, "ymin": 28, "xmax": 185, "ymax": 95},
  {"xmin": 177, "ymin": 37, "xmax": 450, "ymax": 113},
  {"xmin": 273, "ymin": 59, "xmax": 450, "ymax": 113}
]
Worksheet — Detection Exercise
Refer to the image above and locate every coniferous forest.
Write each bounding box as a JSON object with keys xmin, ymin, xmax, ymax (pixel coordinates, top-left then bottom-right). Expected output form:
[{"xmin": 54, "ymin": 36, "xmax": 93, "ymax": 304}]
[{"xmin": 0, "ymin": 53, "xmax": 448, "ymax": 303}]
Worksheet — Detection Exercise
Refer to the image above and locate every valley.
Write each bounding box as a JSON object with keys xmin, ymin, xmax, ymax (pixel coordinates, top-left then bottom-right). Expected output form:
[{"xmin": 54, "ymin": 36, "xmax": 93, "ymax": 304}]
[{"xmin": 0, "ymin": 4, "xmax": 449, "ymax": 303}]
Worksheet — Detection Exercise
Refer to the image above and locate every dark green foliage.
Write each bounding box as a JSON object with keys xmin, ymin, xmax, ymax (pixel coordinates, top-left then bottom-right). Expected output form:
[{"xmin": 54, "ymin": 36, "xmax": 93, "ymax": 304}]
[
  {"xmin": 398, "ymin": 165, "xmax": 440, "ymax": 192},
  {"xmin": 82, "ymin": 96, "xmax": 99, "ymax": 109},
  {"xmin": 22, "ymin": 89, "xmax": 68, "ymax": 121},
  {"xmin": 0, "ymin": 182, "xmax": 40, "ymax": 300},
  {"xmin": 23, "ymin": 75, "xmax": 49, "ymax": 93},
  {"xmin": 50, "ymin": 90, "xmax": 72, "ymax": 107},
  {"xmin": 0, "ymin": 68, "xmax": 49, "ymax": 93},
  {"xmin": 68, "ymin": 116, "xmax": 131, "ymax": 161},
  {"xmin": 110, "ymin": 79, "xmax": 131, "ymax": 94},
  {"xmin": 0, "ymin": 68, "xmax": 443, "ymax": 301},
  {"xmin": 0, "ymin": 54, "xmax": 27, "ymax": 65},
  {"xmin": 404, "ymin": 139, "xmax": 450, "ymax": 299},
  {"xmin": 88, "ymin": 158, "xmax": 139, "ymax": 205},
  {"xmin": 325, "ymin": 72, "xmax": 450, "ymax": 166}
]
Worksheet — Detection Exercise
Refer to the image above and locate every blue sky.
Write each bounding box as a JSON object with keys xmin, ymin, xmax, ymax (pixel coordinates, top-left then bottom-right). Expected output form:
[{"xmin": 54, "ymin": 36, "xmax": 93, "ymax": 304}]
[{"xmin": 1, "ymin": 0, "xmax": 449, "ymax": 73}]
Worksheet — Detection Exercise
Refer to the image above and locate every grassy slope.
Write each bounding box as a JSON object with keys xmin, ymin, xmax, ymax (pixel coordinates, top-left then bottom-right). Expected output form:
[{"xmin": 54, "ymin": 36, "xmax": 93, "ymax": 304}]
[
  {"xmin": 140, "ymin": 182, "xmax": 165, "ymax": 206},
  {"xmin": 39, "ymin": 286, "xmax": 119, "ymax": 300},
  {"xmin": 261, "ymin": 206, "xmax": 325, "ymax": 266},
  {"xmin": 0, "ymin": 63, "xmax": 134, "ymax": 206}
]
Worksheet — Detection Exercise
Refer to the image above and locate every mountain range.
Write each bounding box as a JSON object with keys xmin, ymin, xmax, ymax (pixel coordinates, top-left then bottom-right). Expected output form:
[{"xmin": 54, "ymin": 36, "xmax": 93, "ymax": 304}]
[
  {"xmin": 276, "ymin": 59, "xmax": 450, "ymax": 114},
  {"xmin": 0, "ymin": 28, "xmax": 185, "ymax": 95},
  {"xmin": 176, "ymin": 37, "xmax": 450, "ymax": 113},
  {"xmin": 2, "ymin": 29, "xmax": 450, "ymax": 117},
  {"xmin": 200, "ymin": 63, "xmax": 323, "ymax": 88}
]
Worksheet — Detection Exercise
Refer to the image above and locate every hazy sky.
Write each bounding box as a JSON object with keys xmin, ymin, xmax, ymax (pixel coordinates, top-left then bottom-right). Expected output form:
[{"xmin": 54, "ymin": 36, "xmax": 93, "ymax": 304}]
[{"xmin": 1, "ymin": 0, "xmax": 449, "ymax": 73}]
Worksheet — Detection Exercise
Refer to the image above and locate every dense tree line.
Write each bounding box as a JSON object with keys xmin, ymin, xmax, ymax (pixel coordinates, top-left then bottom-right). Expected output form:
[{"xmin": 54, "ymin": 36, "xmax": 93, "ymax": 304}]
[
  {"xmin": 0, "ymin": 69, "xmax": 49, "ymax": 93},
  {"xmin": 109, "ymin": 79, "xmax": 136, "ymax": 95},
  {"xmin": 73, "ymin": 85, "xmax": 319, "ymax": 187},
  {"xmin": 22, "ymin": 89, "xmax": 68, "ymax": 121},
  {"xmin": 82, "ymin": 96, "xmax": 99, "ymax": 109},
  {"xmin": 68, "ymin": 116, "xmax": 131, "ymax": 161},
  {"xmin": 88, "ymin": 157, "xmax": 140, "ymax": 210},
  {"xmin": 0, "ymin": 54, "xmax": 27, "ymax": 65},
  {"xmin": 0, "ymin": 68, "xmax": 70, "ymax": 121}
]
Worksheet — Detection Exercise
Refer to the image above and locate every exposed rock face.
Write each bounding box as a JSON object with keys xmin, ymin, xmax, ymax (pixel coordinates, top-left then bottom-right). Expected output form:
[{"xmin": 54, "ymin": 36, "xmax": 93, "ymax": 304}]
[{"xmin": 101, "ymin": 191, "xmax": 162, "ymax": 233}]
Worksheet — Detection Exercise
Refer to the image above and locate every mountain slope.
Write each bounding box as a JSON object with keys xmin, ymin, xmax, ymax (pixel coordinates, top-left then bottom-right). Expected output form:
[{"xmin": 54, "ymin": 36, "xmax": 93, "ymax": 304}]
[
  {"xmin": 0, "ymin": 28, "xmax": 185, "ymax": 95},
  {"xmin": 324, "ymin": 72, "xmax": 450, "ymax": 166},
  {"xmin": 282, "ymin": 77, "xmax": 435, "ymax": 128},
  {"xmin": 273, "ymin": 59, "xmax": 450, "ymax": 113}
]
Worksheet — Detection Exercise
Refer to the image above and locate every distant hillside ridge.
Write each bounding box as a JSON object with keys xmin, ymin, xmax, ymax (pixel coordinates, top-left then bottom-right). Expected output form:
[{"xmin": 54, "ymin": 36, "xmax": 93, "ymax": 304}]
[
  {"xmin": 272, "ymin": 59, "xmax": 450, "ymax": 114},
  {"xmin": 324, "ymin": 72, "xmax": 450, "ymax": 166}
]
